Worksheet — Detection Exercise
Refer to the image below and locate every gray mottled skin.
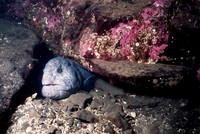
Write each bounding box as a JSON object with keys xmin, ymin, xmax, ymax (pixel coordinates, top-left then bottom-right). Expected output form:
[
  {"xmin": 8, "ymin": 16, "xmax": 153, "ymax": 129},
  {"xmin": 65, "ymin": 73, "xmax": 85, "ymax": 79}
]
[{"xmin": 41, "ymin": 56, "xmax": 96, "ymax": 100}]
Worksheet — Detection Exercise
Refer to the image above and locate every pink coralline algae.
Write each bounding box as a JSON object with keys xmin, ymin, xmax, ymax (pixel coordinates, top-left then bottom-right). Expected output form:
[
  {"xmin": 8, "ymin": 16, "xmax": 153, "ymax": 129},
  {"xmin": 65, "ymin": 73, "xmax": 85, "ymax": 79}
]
[
  {"xmin": 9, "ymin": 0, "xmax": 113, "ymax": 45},
  {"xmin": 79, "ymin": 1, "xmax": 169, "ymax": 63},
  {"xmin": 46, "ymin": 14, "xmax": 61, "ymax": 31},
  {"xmin": 149, "ymin": 44, "xmax": 167, "ymax": 61},
  {"xmin": 80, "ymin": 28, "xmax": 97, "ymax": 58},
  {"xmin": 10, "ymin": 0, "xmax": 62, "ymax": 32},
  {"xmin": 9, "ymin": 0, "xmax": 170, "ymax": 63}
]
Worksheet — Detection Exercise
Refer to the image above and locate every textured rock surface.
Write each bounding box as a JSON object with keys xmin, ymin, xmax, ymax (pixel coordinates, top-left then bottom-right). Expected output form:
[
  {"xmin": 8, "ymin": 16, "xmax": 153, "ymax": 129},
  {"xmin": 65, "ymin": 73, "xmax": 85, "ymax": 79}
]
[
  {"xmin": 0, "ymin": 18, "xmax": 38, "ymax": 132},
  {"xmin": 7, "ymin": 86, "xmax": 200, "ymax": 134},
  {"xmin": 89, "ymin": 59, "xmax": 195, "ymax": 94},
  {"xmin": 81, "ymin": 0, "xmax": 151, "ymax": 34}
]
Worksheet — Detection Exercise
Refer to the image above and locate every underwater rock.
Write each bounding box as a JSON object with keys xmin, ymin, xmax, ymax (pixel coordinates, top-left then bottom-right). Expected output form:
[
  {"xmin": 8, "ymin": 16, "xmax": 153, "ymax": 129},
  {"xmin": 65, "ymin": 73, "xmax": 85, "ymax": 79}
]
[
  {"xmin": 0, "ymin": 18, "xmax": 38, "ymax": 133},
  {"xmin": 89, "ymin": 59, "xmax": 196, "ymax": 96},
  {"xmin": 41, "ymin": 56, "xmax": 96, "ymax": 100}
]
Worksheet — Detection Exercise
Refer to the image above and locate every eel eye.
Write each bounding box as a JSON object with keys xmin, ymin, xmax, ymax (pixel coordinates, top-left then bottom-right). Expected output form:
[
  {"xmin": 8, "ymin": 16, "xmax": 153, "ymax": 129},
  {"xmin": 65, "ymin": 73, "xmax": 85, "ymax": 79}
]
[{"xmin": 57, "ymin": 65, "xmax": 62, "ymax": 73}]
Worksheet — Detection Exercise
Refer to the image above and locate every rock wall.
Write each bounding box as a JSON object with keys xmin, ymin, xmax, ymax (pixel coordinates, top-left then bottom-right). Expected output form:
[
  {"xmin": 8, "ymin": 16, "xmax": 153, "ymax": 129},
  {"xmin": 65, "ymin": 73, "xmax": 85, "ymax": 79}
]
[{"xmin": 0, "ymin": 18, "xmax": 39, "ymax": 133}]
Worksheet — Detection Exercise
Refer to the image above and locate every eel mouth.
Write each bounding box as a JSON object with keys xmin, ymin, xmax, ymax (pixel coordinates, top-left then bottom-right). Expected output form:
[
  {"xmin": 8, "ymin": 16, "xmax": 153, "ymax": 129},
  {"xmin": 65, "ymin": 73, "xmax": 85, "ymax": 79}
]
[
  {"xmin": 41, "ymin": 84, "xmax": 70, "ymax": 100},
  {"xmin": 42, "ymin": 84, "xmax": 67, "ymax": 91},
  {"xmin": 43, "ymin": 84, "xmax": 58, "ymax": 86}
]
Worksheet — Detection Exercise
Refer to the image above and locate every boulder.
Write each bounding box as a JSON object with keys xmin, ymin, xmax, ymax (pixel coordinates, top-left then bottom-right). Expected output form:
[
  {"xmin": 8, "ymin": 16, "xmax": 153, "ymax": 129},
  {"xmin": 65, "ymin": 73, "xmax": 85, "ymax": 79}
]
[
  {"xmin": 0, "ymin": 18, "xmax": 38, "ymax": 131},
  {"xmin": 89, "ymin": 59, "xmax": 197, "ymax": 96}
]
